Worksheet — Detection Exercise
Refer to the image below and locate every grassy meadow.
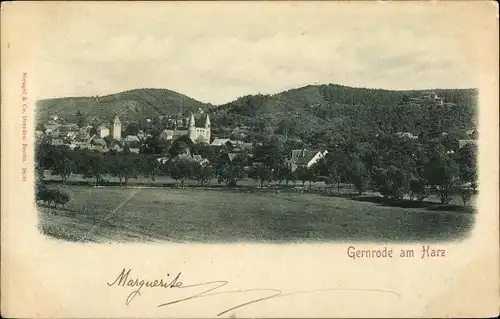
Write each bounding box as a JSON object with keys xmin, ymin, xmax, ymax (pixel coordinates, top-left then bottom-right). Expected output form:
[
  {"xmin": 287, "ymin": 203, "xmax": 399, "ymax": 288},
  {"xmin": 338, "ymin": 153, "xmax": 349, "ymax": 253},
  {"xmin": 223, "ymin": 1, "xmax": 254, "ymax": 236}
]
[{"xmin": 38, "ymin": 184, "xmax": 475, "ymax": 243}]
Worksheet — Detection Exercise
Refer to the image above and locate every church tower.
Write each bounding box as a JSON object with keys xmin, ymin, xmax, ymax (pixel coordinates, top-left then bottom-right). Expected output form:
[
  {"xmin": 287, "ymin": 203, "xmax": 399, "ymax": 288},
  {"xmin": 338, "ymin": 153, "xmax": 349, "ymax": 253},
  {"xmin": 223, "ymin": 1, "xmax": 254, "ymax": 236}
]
[
  {"xmin": 111, "ymin": 115, "xmax": 121, "ymax": 140},
  {"xmin": 188, "ymin": 113, "xmax": 196, "ymax": 142},
  {"xmin": 204, "ymin": 114, "xmax": 211, "ymax": 143}
]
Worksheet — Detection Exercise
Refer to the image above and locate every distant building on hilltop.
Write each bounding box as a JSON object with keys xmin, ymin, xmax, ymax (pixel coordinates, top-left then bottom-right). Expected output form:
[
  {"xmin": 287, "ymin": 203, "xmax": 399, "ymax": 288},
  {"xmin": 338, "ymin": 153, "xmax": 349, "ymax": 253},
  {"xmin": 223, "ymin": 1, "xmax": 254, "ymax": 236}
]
[{"xmin": 409, "ymin": 91, "xmax": 444, "ymax": 106}]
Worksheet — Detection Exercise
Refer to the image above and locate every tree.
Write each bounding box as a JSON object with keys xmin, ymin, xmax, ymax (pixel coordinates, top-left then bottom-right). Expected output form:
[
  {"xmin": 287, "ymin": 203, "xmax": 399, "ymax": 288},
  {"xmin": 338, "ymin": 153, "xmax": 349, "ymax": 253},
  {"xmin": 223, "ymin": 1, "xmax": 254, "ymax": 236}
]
[
  {"xmin": 50, "ymin": 145, "xmax": 74, "ymax": 184},
  {"xmin": 409, "ymin": 177, "xmax": 428, "ymax": 202},
  {"xmin": 51, "ymin": 156, "xmax": 74, "ymax": 185},
  {"xmin": 348, "ymin": 159, "xmax": 370, "ymax": 195},
  {"xmin": 325, "ymin": 167, "xmax": 342, "ymax": 192},
  {"xmin": 124, "ymin": 122, "xmax": 140, "ymax": 136},
  {"xmin": 142, "ymin": 156, "xmax": 160, "ymax": 182},
  {"xmin": 425, "ymin": 143, "xmax": 460, "ymax": 204},
  {"xmin": 170, "ymin": 159, "xmax": 193, "ymax": 188},
  {"xmin": 289, "ymin": 170, "xmax": 298, "ymax": 185},
  {"xmin": 372, "ymin": 165, "xmax": 410, "ymax": 200},
  {"xmin": 169, "ymin": 138, "xmax": 191, "ymax": 158},
  {"xmin": 458, "ymin": 187, "xmax": 473, "ymax": 206},
  {"xmin": 253, "ymin": 139, "xmax": 286, "ymax": 171},
  {"xmin": 82, "ymin": 152, "xmax": 107, "ymax": 187},
  {"xmin": 275, "ymin": 164, "xmax": 292, "ymax": 186},
  {"xmin": 216, "ymin": 155, "xmax": 246, "ymax": 186},
  {"xmin": 108, "ymin": 154, "xmax": 139, "ymax": 186},
  {"xmin": 142, "ymin": 136, "xmax": 170, "ymax": 155},
  {"xmin": 103, "ymin": 135, "xmax": 116, "ymax": 147},
  {"xmin": 76, "ymin": 110, "xmax": 87, "ymax": 128},
  {"xmin": 458, "ymin": 143, "xmax": 477, "ymax": 192},
  {"xmin": 306, "ymin": 166, "xmax": 317, "ymax": 188},
  {"xmin": 250, "ymin": 163, "xmax": 272, "ymax": 188},
  {"xmin": 35, "ymin": 135, "xmax": 55, "ymax": 173},
  {"xmin": 192, "ymin": 163, "xmax": 214, "ymax": 187},
  {"xmin": 296, "ymin": 166, "xmax": 309, "ymax": 187},
  {"xmin": 276, "ymin": 118, "xmax": 297, "ymax": 140}
]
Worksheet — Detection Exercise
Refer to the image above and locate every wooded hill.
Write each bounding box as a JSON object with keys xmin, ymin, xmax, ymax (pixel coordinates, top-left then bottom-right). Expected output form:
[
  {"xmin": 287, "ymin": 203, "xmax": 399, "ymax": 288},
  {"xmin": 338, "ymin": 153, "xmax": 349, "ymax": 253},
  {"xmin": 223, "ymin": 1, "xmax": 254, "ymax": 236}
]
[
  {"xmin": 36, "ymin": 84, "xmax": 477, "ymax": 147},
  {"xmin": 208, "ymin": 84, "xmax": 478, "ymax": 147},
  {"xmin": 36, "ymin": 88, "xmax": 214, "ymax": 123}
]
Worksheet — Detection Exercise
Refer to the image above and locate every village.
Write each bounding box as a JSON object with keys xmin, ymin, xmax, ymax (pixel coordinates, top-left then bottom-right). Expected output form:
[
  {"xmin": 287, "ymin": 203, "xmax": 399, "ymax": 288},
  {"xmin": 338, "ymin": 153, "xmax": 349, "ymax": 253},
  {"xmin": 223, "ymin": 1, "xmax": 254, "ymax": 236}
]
[
  {"xmin": 35, "ymin": 90, "xmax": 479, "ymax": 244},
  {"xmin": 35, "ymin": 110, "xmax": 337, "ymax": 175}
]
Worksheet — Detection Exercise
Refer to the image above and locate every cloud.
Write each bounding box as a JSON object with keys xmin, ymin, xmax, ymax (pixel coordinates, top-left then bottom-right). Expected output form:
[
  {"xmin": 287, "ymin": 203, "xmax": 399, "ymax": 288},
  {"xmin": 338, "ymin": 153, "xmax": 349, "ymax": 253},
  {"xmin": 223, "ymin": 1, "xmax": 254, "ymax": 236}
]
[{"xmin": 33, "ymin": 2, "xmax": 479, "ymax": 104}]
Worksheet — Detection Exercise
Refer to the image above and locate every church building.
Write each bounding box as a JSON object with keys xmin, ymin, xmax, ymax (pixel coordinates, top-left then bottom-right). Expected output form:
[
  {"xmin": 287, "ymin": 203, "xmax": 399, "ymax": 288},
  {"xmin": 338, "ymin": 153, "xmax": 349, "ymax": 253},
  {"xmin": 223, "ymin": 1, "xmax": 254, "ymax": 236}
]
[{"xmin": 159, "ymin": 113, "xmax": 211, "ymax": 144}]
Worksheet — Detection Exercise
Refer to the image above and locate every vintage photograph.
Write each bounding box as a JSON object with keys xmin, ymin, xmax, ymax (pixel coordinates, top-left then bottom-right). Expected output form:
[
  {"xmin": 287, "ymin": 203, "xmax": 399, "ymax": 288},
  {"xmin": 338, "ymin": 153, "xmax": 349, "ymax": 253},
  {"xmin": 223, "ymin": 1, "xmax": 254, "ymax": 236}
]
[
  {"xmin": 32, "ymin": 3, "xmax": 479, "ymax": 244},
  {"xmin": 2, "ymin": 2, "xmax": 498, "ymax": 318}
]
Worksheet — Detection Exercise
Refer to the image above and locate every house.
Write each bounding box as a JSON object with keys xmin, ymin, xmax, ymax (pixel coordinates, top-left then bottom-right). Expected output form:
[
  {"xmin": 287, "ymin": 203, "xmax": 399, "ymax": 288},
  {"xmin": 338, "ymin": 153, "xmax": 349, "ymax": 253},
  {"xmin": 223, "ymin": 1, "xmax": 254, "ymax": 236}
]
[
  {"xmin": 75, "ymin": 131, "xmax": 91, "ymax": 142},
  {"xmin": 98, "ymin": 126, "xmax": 110, "ymax": 138},
  {"xmin": 110, "ymin": 144, "xmax": 123, "ymax": 152},
  {"xmin": 459, "ymin": 129, "xmax": 478, "ymax": 149},
  {"xmin": 65, "ymin": 131, "xmax": 77, "ymax": 140},
  {"xmin": 227, "ymin": 153, "xmax": 237, "ymax": 161},
  {"xmin": 157, "ymin": 157, "xmax": 170, "ymax": 165},
  {"xmin": 459, "ymin": 140, "xmax": 477, "ymax": 149},
  {"xmin": 51, "ymin": 139, "xmax": 64, "ymax": 146},
  {"xmin": 90, "ymin": 145, "xmax": 108, "ymax": 153},
  {"xmin": 125, "ymin": 135, "xmax": 140, "ymax": 143},
  {"xmin": 159, "ymin": 129, "xmax": 188, "ymax": 141},
  {"xmin": 47, "ymin": 130, "xmax": 60, "ymax": 138},
  {"xmin": 286, "ymin": 149, "xmax": 328, "ymax": 172},
  {"xmin": 408, "ymin": 91, "xmax": 444, "ymax": 106},
  {"xmin": 466, "ymin": 129, "xmax": 479, "ymax": 139},
  {"xmin": 92, "ymin": 138, "xmax": 107, "ymax": 148},
  {"xmin": 396, "ymin": 132, "xmax": 418, "ymax": 139},
  {"xmin": 70, "ymin": 141, "xmax": 90, "ymax": 150},
  {"xmin": 210, "ymin": 138, "xmax": 231, "ymax": 146},
  {"xmin": 137, "ymin": 130, "xmax": 146, "ymax": 140},
  {"xmin": 174, "ymin": 153, "xmax": 209, "ymax": 165}
]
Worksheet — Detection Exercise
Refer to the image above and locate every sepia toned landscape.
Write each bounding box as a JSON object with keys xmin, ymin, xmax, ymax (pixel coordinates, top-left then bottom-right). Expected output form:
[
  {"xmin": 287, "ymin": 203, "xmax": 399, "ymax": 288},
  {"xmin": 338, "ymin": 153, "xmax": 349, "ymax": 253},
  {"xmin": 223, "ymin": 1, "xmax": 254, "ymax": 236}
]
[{"xmin": 35, "ymin": 86, "xmax": 478, "ymax": 243}]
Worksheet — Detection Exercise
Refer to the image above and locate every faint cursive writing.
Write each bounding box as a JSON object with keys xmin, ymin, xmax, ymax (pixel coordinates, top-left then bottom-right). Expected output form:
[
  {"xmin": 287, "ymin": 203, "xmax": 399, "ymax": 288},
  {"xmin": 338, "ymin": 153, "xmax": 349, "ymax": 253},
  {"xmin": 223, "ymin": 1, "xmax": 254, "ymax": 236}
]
[{"xmin": 107, "ymin": 268, "xmax": 400, "ymax": 316}]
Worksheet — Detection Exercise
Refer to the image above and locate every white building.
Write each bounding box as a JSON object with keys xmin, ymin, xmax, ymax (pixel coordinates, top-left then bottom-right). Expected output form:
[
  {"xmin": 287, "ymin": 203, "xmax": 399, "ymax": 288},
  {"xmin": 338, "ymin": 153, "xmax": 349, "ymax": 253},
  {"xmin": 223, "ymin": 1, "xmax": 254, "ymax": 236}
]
[
  {"xmin": 110, "ymin": 115, "xmax": 121, "ymax": 140},
  {"xmin": 286, "ymin": 149, "xmax": 328, "ymax": 172},
  {"xmin": 98, "ymin": 126, "xmax": 110, "ymax": 138}
]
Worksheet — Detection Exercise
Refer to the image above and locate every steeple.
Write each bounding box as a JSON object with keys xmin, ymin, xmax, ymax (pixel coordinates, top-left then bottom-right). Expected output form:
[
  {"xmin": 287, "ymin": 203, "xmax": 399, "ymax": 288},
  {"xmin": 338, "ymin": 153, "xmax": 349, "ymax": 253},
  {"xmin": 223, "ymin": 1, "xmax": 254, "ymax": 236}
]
[
  {"xmin": 189, "ymin": 113, "xmax": 195, "ymax": 128},
  {"xmin": 205, "ymin": 114, "xmax": 210, "ymax": 128}
]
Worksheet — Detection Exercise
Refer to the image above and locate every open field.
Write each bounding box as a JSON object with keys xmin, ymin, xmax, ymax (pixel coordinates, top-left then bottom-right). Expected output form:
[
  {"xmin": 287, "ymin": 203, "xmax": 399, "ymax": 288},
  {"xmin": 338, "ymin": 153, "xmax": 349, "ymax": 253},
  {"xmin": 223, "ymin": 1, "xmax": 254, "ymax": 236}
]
[
  {"xmin": 38, "ymin": 185, "xmax": 475, "ymax": 243},
  {"xmin": 44, "ymin": 173, "xmax": 475, "ymax": 207}
]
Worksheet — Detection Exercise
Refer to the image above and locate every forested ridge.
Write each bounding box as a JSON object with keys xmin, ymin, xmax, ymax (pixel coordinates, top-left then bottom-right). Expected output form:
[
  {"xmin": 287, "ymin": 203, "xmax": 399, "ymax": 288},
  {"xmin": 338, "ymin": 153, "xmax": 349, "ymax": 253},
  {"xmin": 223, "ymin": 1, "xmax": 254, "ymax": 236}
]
[{"xmin": 209, "ymin": 84, "xmax": 477, "ymax": 148}]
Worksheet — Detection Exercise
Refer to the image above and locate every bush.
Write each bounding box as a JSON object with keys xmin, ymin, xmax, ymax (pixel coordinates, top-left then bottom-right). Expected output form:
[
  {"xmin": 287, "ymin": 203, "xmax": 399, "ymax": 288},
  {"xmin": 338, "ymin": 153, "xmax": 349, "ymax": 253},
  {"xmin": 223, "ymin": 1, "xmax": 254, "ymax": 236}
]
[{"xmin": 36, "ymin": 187, "xmax": 71, "ymax": 208}]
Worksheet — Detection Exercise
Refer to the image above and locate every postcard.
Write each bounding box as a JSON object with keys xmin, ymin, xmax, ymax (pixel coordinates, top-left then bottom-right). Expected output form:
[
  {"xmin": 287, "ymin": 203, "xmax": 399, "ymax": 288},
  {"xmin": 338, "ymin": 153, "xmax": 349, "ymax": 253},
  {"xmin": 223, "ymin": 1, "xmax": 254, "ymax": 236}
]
[{"xmin": 1, "ymin": 1, "xmax": 499, "ymax": 318}]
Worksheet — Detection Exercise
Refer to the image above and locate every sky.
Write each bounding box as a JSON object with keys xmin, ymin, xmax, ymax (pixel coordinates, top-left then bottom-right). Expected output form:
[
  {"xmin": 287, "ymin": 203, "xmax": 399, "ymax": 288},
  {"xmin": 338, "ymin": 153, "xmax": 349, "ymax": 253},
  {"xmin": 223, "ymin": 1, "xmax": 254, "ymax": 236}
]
[{"xmin": 32, "ymin": 2, "xmax": 483, "ymax": 105}]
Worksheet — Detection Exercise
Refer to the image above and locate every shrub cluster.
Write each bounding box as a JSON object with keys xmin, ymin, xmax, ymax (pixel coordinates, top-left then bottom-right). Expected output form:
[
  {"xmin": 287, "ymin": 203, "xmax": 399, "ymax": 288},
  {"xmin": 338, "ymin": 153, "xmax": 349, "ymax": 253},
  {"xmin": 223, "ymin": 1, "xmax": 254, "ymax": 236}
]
[{"xmin": 36, "ymin": 187, "xmax": 70, "ymax": 208}]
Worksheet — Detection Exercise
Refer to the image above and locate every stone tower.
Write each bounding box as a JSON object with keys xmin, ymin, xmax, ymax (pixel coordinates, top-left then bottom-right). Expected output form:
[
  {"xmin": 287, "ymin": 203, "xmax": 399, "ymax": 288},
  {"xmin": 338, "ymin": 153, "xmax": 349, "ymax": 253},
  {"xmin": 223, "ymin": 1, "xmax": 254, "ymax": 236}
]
[
  {"xmin": 111, "ymin": 115, "xmax": 121, "ymax": 140},
  {"xmin": 204, "ymin": 114, "xmax": 211, "ymax": 143},
  {"xmin": 188, "ymin": 113, "xmax": 196, "ymax": 142}
]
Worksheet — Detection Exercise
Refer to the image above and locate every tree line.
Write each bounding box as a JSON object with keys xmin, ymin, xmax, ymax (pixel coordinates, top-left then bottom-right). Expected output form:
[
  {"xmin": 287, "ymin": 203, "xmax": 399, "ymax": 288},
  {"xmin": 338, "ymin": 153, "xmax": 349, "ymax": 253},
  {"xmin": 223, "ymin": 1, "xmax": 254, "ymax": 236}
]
[{"xmin": 36, "ymin": 129, "xmax": 477, "ymax": 206}]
